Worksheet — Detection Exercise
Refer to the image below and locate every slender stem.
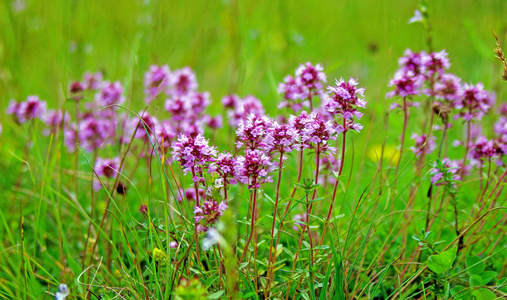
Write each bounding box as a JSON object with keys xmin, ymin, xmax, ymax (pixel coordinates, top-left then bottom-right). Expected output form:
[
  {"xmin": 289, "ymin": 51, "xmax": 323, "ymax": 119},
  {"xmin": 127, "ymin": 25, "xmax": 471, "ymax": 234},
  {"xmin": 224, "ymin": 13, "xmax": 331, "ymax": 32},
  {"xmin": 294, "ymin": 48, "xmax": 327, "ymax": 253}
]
[
  {"xmin": 394, "ymin": 97, "xmax": 408, "ymax": 184},
  {"xmin": 460, "ymin": 119, "xmax": 471, "ymax": 179},
  {"xmin": 240, "ymin": 182, "xmax": 258, "ymax": 264},
  {"xmin": 267, "ymin": 152, "xmax": 284, "ymax": 286}
]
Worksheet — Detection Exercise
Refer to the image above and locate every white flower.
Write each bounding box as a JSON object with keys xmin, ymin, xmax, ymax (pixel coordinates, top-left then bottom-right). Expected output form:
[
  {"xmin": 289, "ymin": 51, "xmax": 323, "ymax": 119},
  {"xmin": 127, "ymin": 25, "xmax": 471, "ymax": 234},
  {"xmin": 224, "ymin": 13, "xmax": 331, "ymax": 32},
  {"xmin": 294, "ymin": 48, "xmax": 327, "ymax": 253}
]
[
  {"xmin": 55, "ymin": 284, "xmax": 69, "ymax": 300},
  {"xmin": 408, "ymin": 10, "xmax": 424, "ymax": 24}
]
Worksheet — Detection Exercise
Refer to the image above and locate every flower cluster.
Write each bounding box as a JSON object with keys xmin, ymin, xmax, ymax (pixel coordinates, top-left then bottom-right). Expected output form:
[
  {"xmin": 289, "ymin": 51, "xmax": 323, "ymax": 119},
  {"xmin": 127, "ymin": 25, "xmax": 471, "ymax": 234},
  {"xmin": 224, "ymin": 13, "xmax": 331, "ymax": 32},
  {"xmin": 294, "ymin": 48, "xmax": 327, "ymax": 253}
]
[
  {"xmin": 263, "ymin": 121, "xmax": 299, "ymax": 155},
  {"xmin": 469, "ymin": 136, "xmax": 506, "ymax": 167},
  {"xmin": 172, "ymin": 133, "xmax": 217, "ymax": 178},
  {"xmin": 291, "ymin": 112, "xmax": 339, "ymax": 153},
  {"xmin": 223, "ymin": 94, "xmax": 265, "ymax": 127},
  {"xmin": 144, "ymin": 64, "xmax": 172, "ymax": 104},
  {"xmin": 454, "ymin": 83, "xmax": 495, "ymax": 121},
  {"xmin": 430, "ymin": 158, "xmax": 461, "ymax": 192},
  {"xmin": 194, "ymin": 199, "xmax": 228, "ymax": 232},
  {"xmin": 234, "ymin": 149, "xmax": 275, "ymax": 189},
  {"xmin": 324, "ymin": 78, "xmax": 366, "ymax": 132},
  {"xmin": 7, "ymin": 96, "xmax": 47, "ymax": 124},
  {"xmin": 209, "ymin": 152, "xmax": 237, "ymax": 186},
  {"xmin": 93, "ymin": 157, "xmax": 120, "ymax": 191},
  {"xmin": 278, "ymin": 62, "xmax": 327, "ymax": 112},
  {"xmin": 235, "ymin": 114, "xmax": 274, "ymax": 150},
  {"xmin": 410, "ymin": 133, "xmax": 436, "ymax": 155}
]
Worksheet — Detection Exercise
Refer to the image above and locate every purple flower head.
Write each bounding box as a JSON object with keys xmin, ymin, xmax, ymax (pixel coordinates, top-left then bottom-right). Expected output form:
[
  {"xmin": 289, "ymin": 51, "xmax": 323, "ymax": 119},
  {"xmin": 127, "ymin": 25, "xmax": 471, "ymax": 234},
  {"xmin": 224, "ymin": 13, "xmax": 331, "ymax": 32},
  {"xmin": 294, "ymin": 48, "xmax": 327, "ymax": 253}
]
[
  {"xmin": 410, "ymin": 133, "xmax": 436, "ymax": 155},
  {"xmin": 234, "ymin": 149, "xmax": 275, "ymax": 189},
  {"xmin": 172, "ymin": 133, "xmax": 217, "ymax": 175},
  {"xmin": 423, "ymin": 50, "xmax": 451, "ymax": 77},
  {"xmin": 78, "ymin": 114, "xmax": 115, "ymax": 152},
  {"xmin": 168, "ymin": 67, "xmax": 198, "ymax": 96},
  {"xmin": 222, "ymin": 94, "xmax": 240, "ymax": 109},
  {"xmin": 183, "ymin": 187, "xmax": 205, "ymax": 202},
  {"xmin": 500, "ymin": 104, "xmax": 507, "ymax": 116},
  {"xmin": 154, "ymin": 121, "xmax": 176, "ymax": 157},
  {"xmin": 82, "ymin": 72, "xmax": 103, "ymax": 90},
  {"xmin": 277, "ymin": 75, "xmax": 310, "ymax": 112},
  {"xmin": 95, "ymin": 81, "xmax": 125, "ymax": 107},
  {"xmin": 469, "ymin": 136, "xmax": 506, "ymax": 167},
  {"xmin": 227, "ymin": 95, "xmax": 265, "ymax": 127},
  {"xmin": 63, "ymin": 123, "xmax": 77, "ymax": 152},
  {"xmin": 209, "ymin": 152, "xmax": 238, "ymax": 186},
  {"xmin": 432, "ymin": 73, "xmax": 463, "ymax": 102},
  {"xmin": 295, "ymin": 62, "xmax": 327, "ymax": 97},
  {"xmin": 69, "ymin": 81, "xmax": 85, "ymax": 101},
  {"xmin": 430, "ymin": 158, "xmax": 461, "ymax": 192},
  {"xmin": 165, "ymin": 94, "xmax": 192, "ymax": 121},
  {"xmin": 294, "ymin": 112, "xmax": 339, "ymax": 152},
  {"xmin": 324, "ymin": 78, "xmax": 367, "ymax": 132},
  {"xmin": 193, "ymin": 199, "xmax": 228, "ymax": 231},
  {"xmin": 7, "ymin": 96, "xmax": 47, "ymax": 124},
  {"xmin": 263, "ymin": 121, "xmax": 299, "ymax": 154},
  {"xmin": 235, "ymin": 114, "xmax": 274, "ymax": 150},
  {"xmin": 134, "ymin": 111, "xmax": 158, "ymax": 142},
  {"xmin": 454, "ymin": 82, "xmax": 495, "ymax": 121},
  {"xmin": 494, "ymin": 116, "xmax": 507, "ymax": 139},
  {"xmin": 188, "ymin": 91, "xmax": 211, "ymax": 115},
  {"xmin": 93, "ymin": 157, "xmax": 120, "ymax": 191},
  {"xmin": 204, "ymin": 115, "xmax": 223, "ymax": 130},
  {"xmin": 398, "ymin": 49, "xmax": 427, "ymax": 76},
  {"xmin": 387, "ymin": 70, "xmax": 424, "ymax": 99},
  {"xmin": 145, "ymin": 64, "xmax": 172, "ymax": 104},
  {"xmin": 42, "ymin": 109, "xmax": 70, "ymax": 135}
]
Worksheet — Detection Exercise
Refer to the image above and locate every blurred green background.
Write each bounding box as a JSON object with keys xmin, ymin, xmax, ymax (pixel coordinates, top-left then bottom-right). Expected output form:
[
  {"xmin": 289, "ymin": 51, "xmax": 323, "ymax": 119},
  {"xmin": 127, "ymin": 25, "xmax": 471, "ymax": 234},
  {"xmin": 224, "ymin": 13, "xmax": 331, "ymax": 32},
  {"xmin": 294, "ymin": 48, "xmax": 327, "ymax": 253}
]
[{"xmin": 1, "ymin": 0, "xmax": 506, "ymax": 113}]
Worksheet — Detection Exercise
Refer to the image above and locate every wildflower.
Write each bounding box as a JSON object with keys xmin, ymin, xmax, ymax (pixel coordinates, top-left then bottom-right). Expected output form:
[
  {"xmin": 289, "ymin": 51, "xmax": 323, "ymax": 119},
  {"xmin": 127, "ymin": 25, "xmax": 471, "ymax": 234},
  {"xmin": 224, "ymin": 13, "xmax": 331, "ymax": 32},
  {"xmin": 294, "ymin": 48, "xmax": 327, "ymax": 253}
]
[
  {"xmin": 168, "ymin": 67, "xmax": 198, "ymax": 96},
  {"xmin": 423, "ymin": 50, "xmax": 451, "ymax": 77},
  {"xmin": 82, "ymin": 71, "xmax": 103, "ymax": 90},
  {"xmin": 7, "ymin": 96, "xmax": 47, "ymax": 123},
  {"xmin": 324, "ymin": 78, "xmax": 367, "ymax": 132},
  {"xmin": 410, "ymin": 133, "xmax": 436, "ymax": 155},
  {"xmin": 172, "ymin": 133, "xmax": 217, "ymax": 176},
  {"xmin": 263, "ymin": 121, "xmax": 299, "ymax": 155},
  {"xmin": 432, "ymin": 73, "xmax": 463, "ymax": 101},
  {"xmin": 235, "ymin": 114, "xmax": 274, "ymax": 150},
  {"xmin": 42, "ymin": 110, "xmax": 70, "ymax": 135},
  {"xmin": 398, "ymin": 49, "xmax": 427, "ymax": 76},
  {"xmin": 133, "ymin": 111, "xmax": 158, "ymax": 142},
  {"xmin": 386, "ymin": 70, "xmax": 424, "ymax": 99},
  {"xmin": 194, "ymin": 199, "xmax": 228, "ymax": 231},
  {"xmin": 408, "ymin": 9, "xmax": 424, "ymax": 24},
  {"xmin": 169, "ymin": 241, "xmax": 178, "ymax": 248},
  {"xmin": 93, "ymin": 157, "xmax": 120, "ymax": 191},
  {"xmin": 209, "ymin": 152, "xmax": 238, "ymax": 186},
  {"xmin": 454, "ymin": 83, "xmax": 495, "ymax": 121},
  {"xmin": 69, "ymin": 81, "xmax": 85, "ymax": 101},
  {"xmin": 204, "ymin": 115, "xmax": 223, "ymax": 130},
  {"xmin": 145, "ymin": 64, "xmax": 172, "ymax": 104},
  {"xmin": 298, "ymin": 112, "xmax": 339, "ymax": 153},
  {"xmin": 277, "ymin": 75, "xmax": 310, "ymax": 112},
  {"xmin": 295, "ymin": 62, "xmax": 327, "ymax": 97},
  {"xmin": 222, "ymin": 94, "xmax": 240, "ymax": 109},
  {"xmin": 154, "ymin": 120, "xmax": 176, "ymax": 158},
  {"xmin": 226, "ymin": 95, "xmax": 265, "ymax": 127},
  {"xmin": 95, "ymin": 81, "xmax": 125, "ymax": 107},
  {"xmin": 234, "ymin": 149, "xmax": 275, "ymax": 189},
  {"xmin": 430, "ymin": 158, "xmax": 461, "ymax": 192},
  {"xmin": 78, "ymin": 114, "xmax": 115, "ymax": 152},
  {"xmin": 183, "ymin": 187, "xmax": 205, "ymax": 202},
  {"xmin": 139, "ymin": 204, "xmax": 148, "ymax": 214},
  {"xmin": 55, "ymin": 284, "xmax": 69, "ymax": 300},
  {"xmin": 152, "ymin": 247, "xmax": 167, "ymax": 264},
  {"xmin": 63, "ymin": 124, "xmax": 77, "ymax": 152},
  {"xmin": 469, "ymin": 136, "xmax": 506, "ymax": 167}
]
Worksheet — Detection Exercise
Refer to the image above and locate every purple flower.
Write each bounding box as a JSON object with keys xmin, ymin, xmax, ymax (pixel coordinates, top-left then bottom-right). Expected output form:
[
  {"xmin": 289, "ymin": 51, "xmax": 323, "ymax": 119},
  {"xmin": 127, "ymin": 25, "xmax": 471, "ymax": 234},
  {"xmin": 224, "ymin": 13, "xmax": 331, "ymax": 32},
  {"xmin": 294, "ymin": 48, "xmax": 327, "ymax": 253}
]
[
  {"xmin": 324, "ymin": 78, "xmax": 367, "ymax": 132},
  {"xmin": 193, "ymin": 199, "xmax": 228, "ymax": 232},
  {"xmin": 42, "ymin": 109, "xmax": 70, "ymax": 135},
  {"xmin": 423, "ymin": 50, "xmax": 451, "ymax": 77},
  {"xmin": 235, "ymin": 114, "xmax": 274, "ymax": 150},
  {"xmin": 168, "ymin": 67, "xmax": 198, "ymax": 96},
  {"xmin": 277, "ymin": 75, "xmax": 310, "ymax": 112},
  {"xmin": 263, "ymin": 121, "xmax": 299, "ymax": 154},
  {"xmin": 93, "ymin": 157, "xmax": 120, "ymax": 191},
  {"xmin": 430, "ymin": 158, "xmax": 461, "ymax": 191},
  {"xmin": 226, "ymin": 95, "xmax": 265, "ymax": 127},
  {"xmin": 469, "ymin": 136, "xmax": 506, "ymax": 167},
  {"xmin": 63, "ymin": 123, "xmax": 77, "ymax": 152},
  {"xmin": 95, "ymin": 81, "xmax": 125, "ymax": 107},
  {"xmin": 222, "ymin": 94, "xmax": 240, "ymax": 109},
  {"xmin": 410, "ymin": 133, "xmax": 436, "ymax": 155},
  {"xmin": 82, "ymin": 72, "xmax": 103, "ymax": 90},
  {"xmin": 209, "ymin": 152, "xmax": 237, "ymax": 186},
  {"xmin": 154, "ymin": 120, "xmax": 176, "ymax": 157},
  {"xmin": 78, "ymin": 114, "xmax": 116, "ymax": 152},
  {"xmin": 69, "ymin": 81, "xmax": 85, "ymax": 101},
  {"xmin": 172, "ymin": 133, "xmax": 217, "ymax": 175},
  {"xmin": 386, "ymin": 70, "xmax": 424, "ymax": 99},
  {"xmin": 234, "ymin": 149, "xmax": 275, "ymax": 189},
  {"xmin": 204, "ymin": 115, "xmax": 223, "ymax": 130},
  {"xmin": 398, "ymin": 49, "xmax": 427, "ymax": 76},
  {"xmin": 145, "ymin": 64, "xmax": 172, "ymax": 104},
  {"xmin": 454, "ymin": 82, "xmax": 495, "ymax": 121},
  {"xmin": 290, "ymin": 112, "xmax": 339, "ymax": 153},
  {"xmin": 295, "ymin": 62, "xmax": 327, "ymax": 97},
  {"xmin": 7, "ymin": 96, "xmax": 47, "ymax": 124},
  {"xmin": 432, "ymin": 73, "xmax": 463, "ymax": 102},
  {"xmin": 134, "ymin": 111, "xmax": 158, "ymax": 142},
  {"xmin": 494, "ymin": 116, "xmax": 507, "ymax": 139}
]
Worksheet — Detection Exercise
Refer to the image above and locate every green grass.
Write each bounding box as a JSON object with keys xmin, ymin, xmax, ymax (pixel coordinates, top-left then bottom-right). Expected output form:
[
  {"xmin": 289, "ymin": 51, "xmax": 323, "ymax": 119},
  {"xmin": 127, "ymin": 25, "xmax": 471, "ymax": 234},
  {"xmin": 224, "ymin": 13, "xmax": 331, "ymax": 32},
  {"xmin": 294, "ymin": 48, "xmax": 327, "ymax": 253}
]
[{"xmin": 1, "ymin": 0, "xmax": 507, "ymax": 299}]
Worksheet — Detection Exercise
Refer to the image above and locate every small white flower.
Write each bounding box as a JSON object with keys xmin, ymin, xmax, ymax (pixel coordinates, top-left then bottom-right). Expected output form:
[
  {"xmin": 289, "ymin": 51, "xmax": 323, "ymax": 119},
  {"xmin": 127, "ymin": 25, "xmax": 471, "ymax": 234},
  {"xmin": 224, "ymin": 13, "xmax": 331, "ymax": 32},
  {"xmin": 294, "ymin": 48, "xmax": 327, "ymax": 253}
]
[
  {"xmin": 214, "ymin": 178, "xmax": 224, "ymax": 188},
  {"xmin": 55, "ymin": 284, "xmax": 69, "ymax": 300},
  {"xmin": 408, "ymin": 10, "xmax": 424, "ymax": 24}
]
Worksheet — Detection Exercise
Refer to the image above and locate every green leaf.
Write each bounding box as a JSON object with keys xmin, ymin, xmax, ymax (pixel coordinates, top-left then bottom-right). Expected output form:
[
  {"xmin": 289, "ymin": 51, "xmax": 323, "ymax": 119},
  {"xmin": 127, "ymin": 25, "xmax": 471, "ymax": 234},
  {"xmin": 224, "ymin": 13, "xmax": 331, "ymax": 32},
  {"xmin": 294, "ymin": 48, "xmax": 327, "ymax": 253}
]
[
  {"xmin": 470, "ymin": 274, "xmax": 483, "ymax": 287},
  {"xmin": 427, "ymin": 247, "xmax": 457, "ymax": 274},
  {"xmin": 497, "ymin": 278, "xmax": 507, "ymax": 293},
  {"xmin": 465, "ymin": 256, "xmax": 485, "ymax": 275},
  {"xmin": 208, "ymin": 290, "xmax": 225, "ymax": 299},
  {"xmin": 471, "ymin": 288, "xmax": 497, "ymax": 300},
  {"xmin": 481, "ymin": 271, "xmax": 497, "ymax": 285}
]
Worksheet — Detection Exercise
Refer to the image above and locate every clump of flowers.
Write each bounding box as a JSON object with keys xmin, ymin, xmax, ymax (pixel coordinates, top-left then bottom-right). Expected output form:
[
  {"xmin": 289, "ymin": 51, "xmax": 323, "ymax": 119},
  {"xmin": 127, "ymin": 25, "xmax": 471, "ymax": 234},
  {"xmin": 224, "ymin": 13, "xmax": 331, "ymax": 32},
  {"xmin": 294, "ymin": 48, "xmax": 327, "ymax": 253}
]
[
  {"xmin": 263, "ymin": 121, "xmax": 299, "ymax": 155},
  {"xmin": 223, "ymin": 95, "xmax": 265, "ymax": 127},
  {"xmin": 93, "ymin": 157, "xmax": 120, "ymax": 191},
  {"xmin": 454, "ymin": 82, "xmax": 495, "ymax": 121},
  {"xmin": 430, "ymin": 158, "xmax": 461, "ymax": 192},
  {"xmin": 235, "ymin": 114, "xmax": 274, "ymax": 150},
  {"xmin": 469, "ymin": 136, "xmax": 506, "ymax": 167},
  {"xmin": 145, "ymin": 64, "xmax": 172, "ymax": 104},
  {"xmin": 172, "ymin": 133, "xmax": 217, "ymax": 182},
  {"xmin": 194, "ymin": 199, "xmax": 228, "ymax": 232},
  {"xmin": 296, "ymin": 112, "xmax": 339, "ymax": 153},
  {"xmin": 7, "ymin": 96, "xmax": 47, "ymax": 124},
  {"xmin": 95, "ymin": 81, "xmax": 125, "ymax": 108},
  {"xmin": 324, "ymin": 78, "xmax": 366, "ymax": 132},
  {"xmin": 209, "ymin": 152, "xmax": 237, "ymax": 188},
  {"xmin": 234, "ymin": 149, "xmax": 274, "ymax": 189},
  {"xmin": 410, "ymin": 133, "xmax": 436, "ymax": 155}
]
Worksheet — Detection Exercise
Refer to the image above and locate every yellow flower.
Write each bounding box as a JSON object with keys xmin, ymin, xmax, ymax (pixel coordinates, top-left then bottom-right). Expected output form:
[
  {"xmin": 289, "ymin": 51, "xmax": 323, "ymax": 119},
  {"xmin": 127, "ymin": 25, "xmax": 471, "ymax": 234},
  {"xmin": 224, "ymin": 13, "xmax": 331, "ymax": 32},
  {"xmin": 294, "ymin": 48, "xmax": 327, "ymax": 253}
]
[{"xmin": 367, "ymin": 144, "xmax": 400, "ymax": 165}]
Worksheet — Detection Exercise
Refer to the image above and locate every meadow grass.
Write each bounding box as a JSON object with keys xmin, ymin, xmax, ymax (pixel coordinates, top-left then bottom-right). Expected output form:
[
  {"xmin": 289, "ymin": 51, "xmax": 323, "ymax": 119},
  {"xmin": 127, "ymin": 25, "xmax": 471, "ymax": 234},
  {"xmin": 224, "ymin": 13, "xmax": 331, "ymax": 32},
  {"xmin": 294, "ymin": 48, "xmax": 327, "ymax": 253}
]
[{"xmin": 1, "ymin": 1, "xmax": 507, "ymax": 299}]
